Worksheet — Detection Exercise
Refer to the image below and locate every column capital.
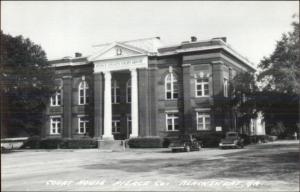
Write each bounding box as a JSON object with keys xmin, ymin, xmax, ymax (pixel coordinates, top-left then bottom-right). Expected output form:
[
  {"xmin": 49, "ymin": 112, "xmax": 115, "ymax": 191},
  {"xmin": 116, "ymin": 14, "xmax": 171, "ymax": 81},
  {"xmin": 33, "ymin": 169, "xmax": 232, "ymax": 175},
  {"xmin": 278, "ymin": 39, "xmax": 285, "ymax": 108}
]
[
  {"xmin": 129, "ymin": 68, "xmax": 137, "ymax": 73},
  {"xmin": 103, "ymin": 71, "xmax": 112, "ymax": 77}
]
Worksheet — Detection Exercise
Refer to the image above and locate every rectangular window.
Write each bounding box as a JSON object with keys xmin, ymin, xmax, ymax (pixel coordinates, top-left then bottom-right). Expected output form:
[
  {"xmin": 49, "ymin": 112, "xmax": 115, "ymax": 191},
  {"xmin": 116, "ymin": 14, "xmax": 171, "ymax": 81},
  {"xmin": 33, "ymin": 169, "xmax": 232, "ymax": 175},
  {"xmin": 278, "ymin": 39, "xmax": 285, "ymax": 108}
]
[
  {"xmin": 195, "ymin": 78, "xmax": 209, "ymax": 97},
  {"xmin": 78, "ymin": 116, "xmax": 89, "ymax": 134},
  {"xmin": 112, "ymin": 119, "xmax": 121, "ymax": 133},
  {"xmin": 196, "ymin": 112, "xmax": 211, "ymax": 130},
  {"xmin": 166, "ymin": 112, "xmax": 179, "ymax": 131},
  {"xmin": 50, "ymin": 90, "xmax": 62, "ymax": 106},
  {"xmin": 50, "ymin": 116, "xmax": 61, "ymax": 134},
  {"xmin": 224, "ymin": 78, "xmax": 228, "ymax": 97}
]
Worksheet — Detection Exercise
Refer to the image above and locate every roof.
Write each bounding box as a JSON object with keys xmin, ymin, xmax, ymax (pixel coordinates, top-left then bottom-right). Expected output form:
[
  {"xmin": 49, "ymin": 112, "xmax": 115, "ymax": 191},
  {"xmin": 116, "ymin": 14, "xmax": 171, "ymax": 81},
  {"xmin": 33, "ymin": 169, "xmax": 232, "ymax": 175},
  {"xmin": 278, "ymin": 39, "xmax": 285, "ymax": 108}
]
[{"xmin": 48, "ymin": 37, "xmax": 255, "ymax": 71}]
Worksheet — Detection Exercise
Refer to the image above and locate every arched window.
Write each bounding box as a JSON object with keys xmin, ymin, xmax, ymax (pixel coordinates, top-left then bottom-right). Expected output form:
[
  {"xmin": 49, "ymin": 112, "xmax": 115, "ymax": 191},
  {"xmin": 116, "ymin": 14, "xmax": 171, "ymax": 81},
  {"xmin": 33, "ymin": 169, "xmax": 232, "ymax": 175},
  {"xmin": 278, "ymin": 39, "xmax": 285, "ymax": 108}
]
[
  {"xmin": 79, "ymin": 81, "xmax": 89, "ymax": 105},
  {"xmin": 50, "ymin": 79, "xmax": 62, "ymax": 106},
  {"xmin": 112, "ymin": 79, "xmax": 120, "ymax": 104},
  {"xmin": 165, "ymin": 73, "xmax": 178, "ymax": 100},
  {"xmin": 126, "ymin": 79, "xmax": 131, "ymax": 103}
]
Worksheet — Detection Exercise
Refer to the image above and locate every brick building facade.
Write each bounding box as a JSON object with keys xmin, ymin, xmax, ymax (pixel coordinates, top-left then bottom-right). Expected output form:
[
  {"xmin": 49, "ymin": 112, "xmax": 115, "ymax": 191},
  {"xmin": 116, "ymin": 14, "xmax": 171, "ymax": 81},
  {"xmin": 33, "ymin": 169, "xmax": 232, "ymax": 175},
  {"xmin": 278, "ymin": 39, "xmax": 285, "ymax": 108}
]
[{"xmin": 43, "ymin": 37, "xmax": 256, "ymax": 140}]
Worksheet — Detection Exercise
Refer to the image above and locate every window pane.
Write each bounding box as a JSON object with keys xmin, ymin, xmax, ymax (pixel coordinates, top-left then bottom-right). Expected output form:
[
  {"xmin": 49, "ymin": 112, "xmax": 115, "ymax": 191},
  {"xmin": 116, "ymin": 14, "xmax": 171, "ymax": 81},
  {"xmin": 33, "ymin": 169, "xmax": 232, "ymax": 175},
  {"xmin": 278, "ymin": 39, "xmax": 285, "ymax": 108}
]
[
  {"xmin": 197, "ymin": 91, "xmax": 202, "ymax": 96},
  {"xmin": 167, "ymin": 119, "xmax": 172, "ymax": 125},
  {"xmin": 166, "ymin": 74, "xmax": 171, "ymax": 81},
  {"xmin": 173, "ymin": 83, "xmax": 178, "ymax": 90},
  {"xmin": 198, "ymin": 117, "xmax": 203, "ymax": 123},
  {"xmin": 198, "ymin": 124, "xmax": 204, "ymax": 130},
  {"xmin": 173, "ymin": 93, "xmax": 178, "ymax": 99},
  {"xmin": 174, "ymin": 118, "xmax": 178, "ymax": 126},
  {"xmin": 166, "ymin": 92, "xmax": 171, "ymax": 99},
  {"xmin": 167, "ymin": 83, "xmax": 171, "ymax": 90}
]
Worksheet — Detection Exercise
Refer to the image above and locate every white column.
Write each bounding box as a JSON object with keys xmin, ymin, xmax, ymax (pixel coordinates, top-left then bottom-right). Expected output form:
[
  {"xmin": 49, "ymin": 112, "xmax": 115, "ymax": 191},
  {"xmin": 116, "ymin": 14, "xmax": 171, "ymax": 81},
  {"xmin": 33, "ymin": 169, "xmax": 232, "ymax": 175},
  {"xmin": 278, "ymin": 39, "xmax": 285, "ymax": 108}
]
[
  {"xmin": 103, "ymin": 71, "xmax": 113, "ymax": 140},
  {"xmin": 130, "ymin": 68, "xmax": 139, "ymax": 137}
]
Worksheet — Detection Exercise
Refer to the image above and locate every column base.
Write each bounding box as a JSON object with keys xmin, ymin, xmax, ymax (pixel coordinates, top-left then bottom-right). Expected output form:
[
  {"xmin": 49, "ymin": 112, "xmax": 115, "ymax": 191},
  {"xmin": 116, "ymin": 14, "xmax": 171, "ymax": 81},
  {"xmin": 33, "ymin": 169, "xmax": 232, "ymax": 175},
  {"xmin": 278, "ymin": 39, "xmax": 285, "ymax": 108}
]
[{"xmin": 102, "ymin": 135, "xmax": 114, "ymax": 140}]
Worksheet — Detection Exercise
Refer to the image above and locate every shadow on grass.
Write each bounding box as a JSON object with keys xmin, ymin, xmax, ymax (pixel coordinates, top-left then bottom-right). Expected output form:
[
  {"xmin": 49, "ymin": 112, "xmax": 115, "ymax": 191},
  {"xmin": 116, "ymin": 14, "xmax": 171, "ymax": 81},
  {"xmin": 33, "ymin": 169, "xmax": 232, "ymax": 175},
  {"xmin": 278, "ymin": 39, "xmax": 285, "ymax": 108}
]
[{"xmin": 83, "ymin": 142, "xmax": 299, "ymax": 182}]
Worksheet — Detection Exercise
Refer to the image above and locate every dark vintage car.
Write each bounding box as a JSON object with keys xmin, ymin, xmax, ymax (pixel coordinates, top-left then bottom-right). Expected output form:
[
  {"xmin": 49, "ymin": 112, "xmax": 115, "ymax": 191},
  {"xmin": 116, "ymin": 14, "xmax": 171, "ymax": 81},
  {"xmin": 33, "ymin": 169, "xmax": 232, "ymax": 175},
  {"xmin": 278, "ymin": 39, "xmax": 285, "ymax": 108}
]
[
  {"xmin": 169, "ymin": 134, "xmax": 202, "ymax": 152},
  {"xmin": 219, "ymin": 132, "xmax": 244, "ymax": 149}
]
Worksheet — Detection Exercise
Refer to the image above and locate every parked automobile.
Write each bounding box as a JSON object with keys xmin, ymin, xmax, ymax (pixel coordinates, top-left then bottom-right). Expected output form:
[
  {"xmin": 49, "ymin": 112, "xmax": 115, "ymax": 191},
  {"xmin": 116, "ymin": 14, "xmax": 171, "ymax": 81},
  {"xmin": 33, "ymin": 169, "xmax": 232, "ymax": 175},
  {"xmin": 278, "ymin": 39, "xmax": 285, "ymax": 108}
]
[
  {"xmin": 169, "ymin": 134, "xmax": 202, "ymax": 152},
  {"xmin": 219, "ymin": 132, "xmax": 244, "ymax": 149}
]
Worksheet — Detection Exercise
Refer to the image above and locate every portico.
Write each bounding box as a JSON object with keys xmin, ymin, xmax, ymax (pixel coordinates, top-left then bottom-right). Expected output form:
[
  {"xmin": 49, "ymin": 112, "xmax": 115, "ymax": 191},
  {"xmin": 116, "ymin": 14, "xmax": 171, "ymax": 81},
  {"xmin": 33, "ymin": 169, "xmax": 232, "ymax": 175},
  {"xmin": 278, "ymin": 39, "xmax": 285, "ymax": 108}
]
[
  {"xmin": 101, "ymin": 68, "xmax": 139, "ymax": 139},
  {"xmin": 89, "ymin": 43, "xmax": 149, "ymax": 140}
]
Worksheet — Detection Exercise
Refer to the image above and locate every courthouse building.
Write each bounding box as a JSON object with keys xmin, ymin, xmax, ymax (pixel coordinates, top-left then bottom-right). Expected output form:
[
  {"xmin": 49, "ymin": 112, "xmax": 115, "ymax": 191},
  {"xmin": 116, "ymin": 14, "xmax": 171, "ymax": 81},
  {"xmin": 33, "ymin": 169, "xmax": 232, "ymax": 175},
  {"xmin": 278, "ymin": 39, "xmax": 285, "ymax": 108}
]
[{"xmin": 43, "ymin": 36, "xmax": 256, "ymax": 140}]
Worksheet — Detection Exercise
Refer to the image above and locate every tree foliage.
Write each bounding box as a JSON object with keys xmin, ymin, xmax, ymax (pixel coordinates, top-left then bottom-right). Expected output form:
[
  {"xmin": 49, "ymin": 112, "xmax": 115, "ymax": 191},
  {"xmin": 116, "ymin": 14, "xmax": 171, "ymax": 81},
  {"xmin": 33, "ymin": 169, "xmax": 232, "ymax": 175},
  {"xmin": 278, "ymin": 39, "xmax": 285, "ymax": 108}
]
[
  {"xmin": 211, "ymin": 71, "xmax": 258, "ymax": 133},
  {"xmin": 230, "ymin": 71, "xmax": 258, "ymax": 129},
  {"xmin": 258, "ymin": 16, "xmax": 300, "ymax": 94},
  {"xmin": 0, "ymin": 31, "xmax": 56, "ymax": 137},
  {"xmin": 257, "ymin": 16, "xmax": 300, "ymax": 137}
]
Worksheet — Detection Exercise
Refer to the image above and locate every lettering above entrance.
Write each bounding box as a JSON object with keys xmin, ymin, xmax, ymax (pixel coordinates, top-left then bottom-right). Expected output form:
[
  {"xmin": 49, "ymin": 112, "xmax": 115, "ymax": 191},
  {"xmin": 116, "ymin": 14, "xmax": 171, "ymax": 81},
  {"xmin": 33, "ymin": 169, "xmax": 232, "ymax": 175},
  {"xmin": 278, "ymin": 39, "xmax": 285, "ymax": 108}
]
[
  {"xmin": 94, "ymin": 56, "xmax": 148, "ymax": 72},
  {"xmin": 89, "ymin": 42, "xmax": 149, "ymax": 72}
]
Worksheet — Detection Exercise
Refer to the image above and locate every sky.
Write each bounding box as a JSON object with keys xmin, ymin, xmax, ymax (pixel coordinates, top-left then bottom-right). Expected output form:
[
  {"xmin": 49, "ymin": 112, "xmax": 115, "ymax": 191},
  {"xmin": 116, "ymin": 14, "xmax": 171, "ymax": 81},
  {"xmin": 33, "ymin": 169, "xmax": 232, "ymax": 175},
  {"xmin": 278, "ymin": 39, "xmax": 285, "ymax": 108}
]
[{"xmin": 1, "ymin": 1, "xmax": 299, "ymax": 66}]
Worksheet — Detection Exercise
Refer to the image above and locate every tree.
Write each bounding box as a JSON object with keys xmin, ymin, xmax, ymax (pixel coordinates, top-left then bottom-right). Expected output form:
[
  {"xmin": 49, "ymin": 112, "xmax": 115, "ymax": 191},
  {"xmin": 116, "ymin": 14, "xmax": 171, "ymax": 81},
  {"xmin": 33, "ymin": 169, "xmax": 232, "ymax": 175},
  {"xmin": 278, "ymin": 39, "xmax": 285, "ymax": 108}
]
[
  {"xmin": 0, "ymin": 31, "xmax": 56, "ymax": 137},
  {"xmin": 258, "ymin": 16, "xmax": 300, "ymax": 94},
  {"xmin": 230, "ymin": 72, "xmax": 258, "ymax": 133},
  {"xmin": 257, "ymin": 15, "xmax": 300, "ymax": 137},
  {"xmin": 211, "ymin": 71, "xmax": 258, "ymax": 134}
]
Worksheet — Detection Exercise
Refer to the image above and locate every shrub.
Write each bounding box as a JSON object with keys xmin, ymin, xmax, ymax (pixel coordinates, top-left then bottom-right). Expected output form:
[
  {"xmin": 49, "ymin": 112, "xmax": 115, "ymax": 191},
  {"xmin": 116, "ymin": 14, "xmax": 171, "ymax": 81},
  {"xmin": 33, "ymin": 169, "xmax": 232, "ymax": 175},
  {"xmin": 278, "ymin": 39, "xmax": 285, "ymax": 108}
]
[
  {"xmin": 38, "ymin": 138, "xmax": 98, "ymax": 149},
  {"xmin": 21, "ymin": 135, "xmax": 41, "ymax": 149},
  {"xmin": 127, "ymin": 137, "xmax": 165, "ymax": 148},
  {"xmin": 266, "ymin": 135, "xmax": 277, "ymax": 141},
  {"xmin": 40, "ymin": 138, "xmax": 64, "ymax": 149},
  {"xmin": 64, "ymin": 138, "xmax": 97, "ymax": 149}
]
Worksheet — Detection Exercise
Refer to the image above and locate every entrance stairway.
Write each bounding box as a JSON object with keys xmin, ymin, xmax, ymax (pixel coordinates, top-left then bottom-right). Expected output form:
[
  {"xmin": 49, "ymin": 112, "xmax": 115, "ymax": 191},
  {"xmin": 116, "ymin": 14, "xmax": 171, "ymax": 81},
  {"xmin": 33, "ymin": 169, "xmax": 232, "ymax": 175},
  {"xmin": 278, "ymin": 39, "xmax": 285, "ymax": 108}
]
[{"xmin": 98, "ymin": 140, "xmax": 127, "ymax": 151}]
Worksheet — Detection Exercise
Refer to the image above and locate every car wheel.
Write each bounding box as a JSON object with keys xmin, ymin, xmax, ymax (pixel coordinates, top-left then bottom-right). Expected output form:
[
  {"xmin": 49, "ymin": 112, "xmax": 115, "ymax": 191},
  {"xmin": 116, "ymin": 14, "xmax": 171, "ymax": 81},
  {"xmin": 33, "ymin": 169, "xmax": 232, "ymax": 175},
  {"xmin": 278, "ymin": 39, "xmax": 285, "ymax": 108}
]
[{"xmin": 185, "ymin": 146, "xmax": 191, "ymax": 152}]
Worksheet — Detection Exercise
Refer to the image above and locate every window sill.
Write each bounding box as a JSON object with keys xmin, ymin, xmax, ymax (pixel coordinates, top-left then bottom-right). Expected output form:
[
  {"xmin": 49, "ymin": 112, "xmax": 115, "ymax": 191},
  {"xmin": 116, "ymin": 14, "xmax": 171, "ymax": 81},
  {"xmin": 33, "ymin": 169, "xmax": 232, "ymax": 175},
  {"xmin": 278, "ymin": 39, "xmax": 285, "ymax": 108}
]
[{"xmin": 195, "ymin": 96, "xmax": 210, "ymax": 98}]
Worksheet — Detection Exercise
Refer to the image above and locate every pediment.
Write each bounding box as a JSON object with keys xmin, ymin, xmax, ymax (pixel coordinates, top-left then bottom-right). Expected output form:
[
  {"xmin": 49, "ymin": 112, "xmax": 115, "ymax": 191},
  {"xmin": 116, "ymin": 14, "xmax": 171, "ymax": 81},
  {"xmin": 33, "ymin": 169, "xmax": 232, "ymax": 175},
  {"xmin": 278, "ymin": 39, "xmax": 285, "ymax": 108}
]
[{"xmin": 89, "ymin": 43, "xmax": 147, "ymax": 61}]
